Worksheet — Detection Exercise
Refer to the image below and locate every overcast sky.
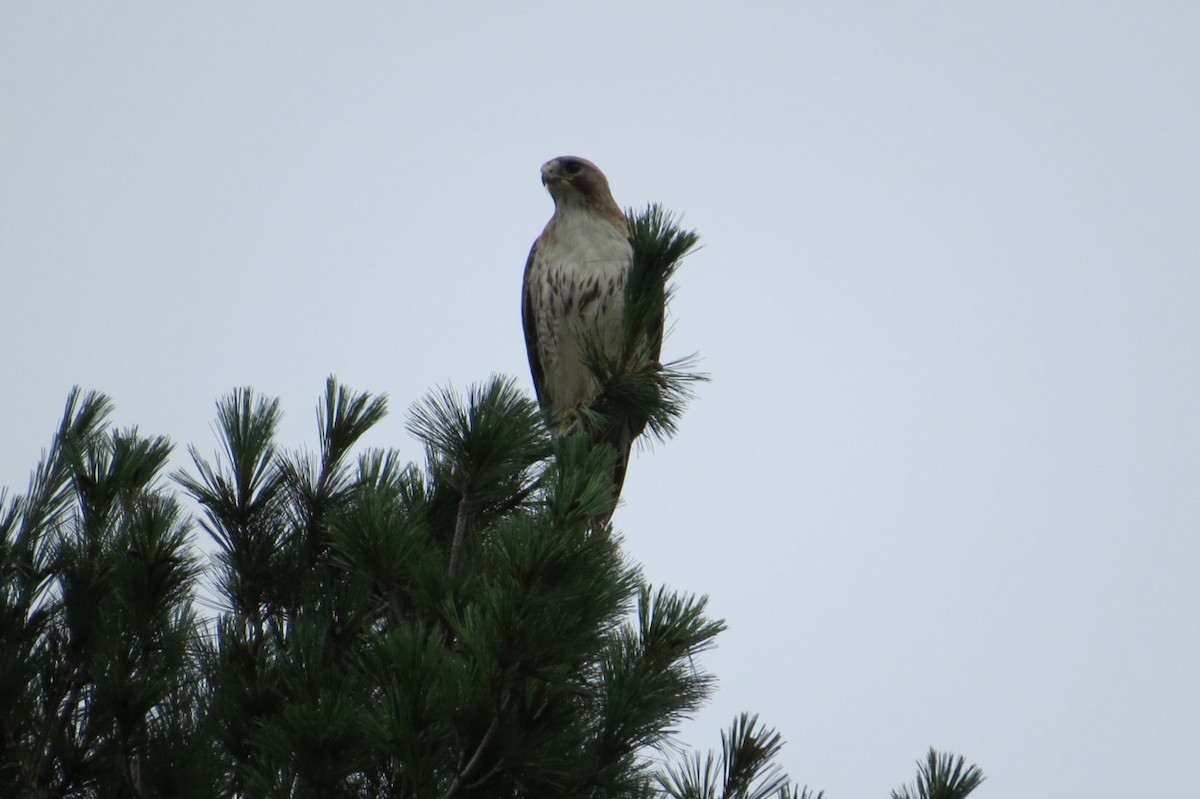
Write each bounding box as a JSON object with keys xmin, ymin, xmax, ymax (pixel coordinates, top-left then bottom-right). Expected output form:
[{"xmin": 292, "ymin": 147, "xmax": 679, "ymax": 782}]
[{"xmin": 3, "ymin": 3, "xmax": 1198, "ymax": 796}]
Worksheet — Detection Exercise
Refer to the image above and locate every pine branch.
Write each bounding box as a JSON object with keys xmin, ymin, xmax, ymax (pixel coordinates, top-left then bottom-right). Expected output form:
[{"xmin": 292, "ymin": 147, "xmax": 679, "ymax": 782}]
[
  {"xmin": 890, "ymin": 749, "xmax": 985, "ymax": 799},
  {"xmin": 317, "ymin": 376, "xmax": 389, "ymax": 484},
  {"xmin": 577, "ymin": 204, "xmax": 707, "ymax": 449},
  {"xmin": 720, "ymin": 713, "xmax": 789, "ymax": 799},
  {"xmin": 622, "ymin": 203, "xmax": 699, "ymax": 354},
  {"xmin": 448, "ymin": 493, "xmax": 470, "ymax": 577},
  {"xmin": 440, "ymin": 694, "xmax": 510, "ymax": 799},
  {"xmin": 658, "ymin": 714, "xmax": 823, "ymax": 799},
  {"xmin": 173, "ymin": 387, "xmax": 284, "ymax": 551},
  {"xmin": 408, "ymin": 377, "xmax": 549, "ymax": 572},
  {"xmin": 21, "ymin": 388, "xmax": 113, "ymax": 543},
  {"xmin": 279, "ymin": 378, "xmax": 388, "ymax": 572},
  {"xmin": 173, "ymin": 388, "xmax": 286, "ymax": 629}
]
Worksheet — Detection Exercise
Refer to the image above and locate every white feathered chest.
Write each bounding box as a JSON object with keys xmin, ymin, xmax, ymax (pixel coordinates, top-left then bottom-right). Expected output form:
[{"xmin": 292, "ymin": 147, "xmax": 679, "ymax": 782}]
[{"xmin": 525, "ymin": 207, "xmax": 632, "ymax": 415}]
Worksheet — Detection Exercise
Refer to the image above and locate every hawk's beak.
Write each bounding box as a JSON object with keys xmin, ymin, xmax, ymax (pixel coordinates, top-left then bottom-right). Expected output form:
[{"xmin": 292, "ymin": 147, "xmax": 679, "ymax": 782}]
[{"xmin": 540, "ymin": 162, "xmax": 558, "ymax": 186}]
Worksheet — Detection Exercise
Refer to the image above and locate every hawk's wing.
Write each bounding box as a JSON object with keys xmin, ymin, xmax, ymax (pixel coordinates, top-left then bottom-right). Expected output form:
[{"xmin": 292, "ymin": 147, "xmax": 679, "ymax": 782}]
[{"xmin": 521, "ymin": 240, "xmax": 547, "ymax": 408}]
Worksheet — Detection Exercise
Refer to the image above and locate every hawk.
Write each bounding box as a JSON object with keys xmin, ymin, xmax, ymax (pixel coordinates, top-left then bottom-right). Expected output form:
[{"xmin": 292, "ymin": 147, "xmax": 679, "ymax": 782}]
[{"xmin": 521, "ymin": 156, "xmax": 661, "ymax": 507}]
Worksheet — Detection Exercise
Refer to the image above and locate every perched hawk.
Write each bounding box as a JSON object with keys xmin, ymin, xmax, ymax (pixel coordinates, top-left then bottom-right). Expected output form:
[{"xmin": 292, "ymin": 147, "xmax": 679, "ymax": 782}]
[{"xmin": 522, "ymin": 156, "xmax": 660, "ymax": 505}]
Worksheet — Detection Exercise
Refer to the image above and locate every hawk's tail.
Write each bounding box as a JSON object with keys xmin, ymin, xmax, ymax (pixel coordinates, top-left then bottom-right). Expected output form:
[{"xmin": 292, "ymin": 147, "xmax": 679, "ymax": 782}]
[{"xmin": 596, "ymin": 424, "xmax": 636, "ymax": 526}]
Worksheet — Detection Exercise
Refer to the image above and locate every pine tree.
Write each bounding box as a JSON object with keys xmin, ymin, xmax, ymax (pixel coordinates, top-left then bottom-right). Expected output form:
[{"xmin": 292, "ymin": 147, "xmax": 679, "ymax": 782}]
[
  {"xmin": 0, "ymin": 206, "xmax": 984, "ymax": 798},
  {"xmin": 0, "ymin": 389, "xmax": 214, "ymax": 797}
]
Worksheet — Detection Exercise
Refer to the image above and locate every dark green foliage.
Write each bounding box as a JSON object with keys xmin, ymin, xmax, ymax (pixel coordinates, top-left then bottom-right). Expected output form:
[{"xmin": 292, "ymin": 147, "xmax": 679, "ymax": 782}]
[
  {"xmin": 623, "ymin": 203, "xmax": 699, "ymax": 352},
  {"xmin": 407, "ymin": 377, "xmax": 550, "ymax": 574},
  {"xmin": 890, "ymin": 750, "xmax": 985, "ymax": 799},
  {"xmin": 660, "ymin": 713, "xmax": 823, "ymax": 799},
  {"xmin": 169, "ymin": 375, "xmax": 729, "ymax": 797},
  {"xmin": 578, "ymin": 204, "xmax": 707, "ymax": 447},
  {"xmin": 0, "ymin": 388, "xmax": 210, "ymax": 797},
  {"xmin": 0, "ymin": 210, "xmax": 983, "ymax": 797},
  {"xmin": 1, "ymin": 381, "xmax": 984, "ymax": 799}
]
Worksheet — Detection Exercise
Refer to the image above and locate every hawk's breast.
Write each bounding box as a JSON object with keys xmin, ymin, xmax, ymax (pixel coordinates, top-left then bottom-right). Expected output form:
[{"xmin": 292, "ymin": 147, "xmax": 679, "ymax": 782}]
[{"xmin": 528, "ymin": 210, "xmax": 632, "ymax": 415}]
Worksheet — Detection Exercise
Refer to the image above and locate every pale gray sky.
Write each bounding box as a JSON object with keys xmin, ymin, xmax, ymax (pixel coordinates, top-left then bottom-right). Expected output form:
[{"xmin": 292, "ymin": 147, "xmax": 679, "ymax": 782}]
[{"xmin": 3, "ymin": 3, "xmax": 1198, "ymax": 796}]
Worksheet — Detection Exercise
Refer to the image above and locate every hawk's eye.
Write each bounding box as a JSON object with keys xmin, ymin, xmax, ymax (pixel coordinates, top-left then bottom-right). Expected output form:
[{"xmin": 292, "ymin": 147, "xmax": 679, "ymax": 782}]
[{"xmin": 564, "ymin": 160, "xmax": 584, "ymax": 175}]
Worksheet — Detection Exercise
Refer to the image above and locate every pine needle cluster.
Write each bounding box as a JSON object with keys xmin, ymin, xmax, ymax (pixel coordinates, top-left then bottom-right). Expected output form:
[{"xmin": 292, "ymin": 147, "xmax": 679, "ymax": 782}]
[{"xmin": 578, "ymin": 204, "xmax": 706, "ymax": 447}]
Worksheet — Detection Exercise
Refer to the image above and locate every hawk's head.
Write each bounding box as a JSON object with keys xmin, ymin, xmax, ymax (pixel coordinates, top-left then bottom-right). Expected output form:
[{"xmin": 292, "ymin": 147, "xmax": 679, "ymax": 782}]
[{"xmin": 541, "ymin": 156, "xmax": 621, "ymax": 217}]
